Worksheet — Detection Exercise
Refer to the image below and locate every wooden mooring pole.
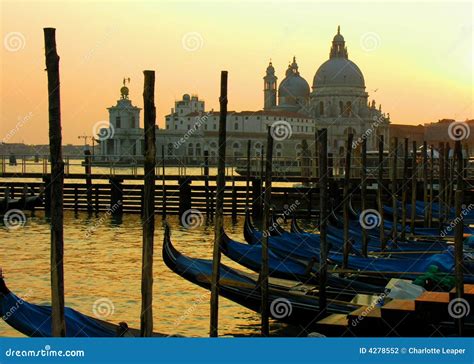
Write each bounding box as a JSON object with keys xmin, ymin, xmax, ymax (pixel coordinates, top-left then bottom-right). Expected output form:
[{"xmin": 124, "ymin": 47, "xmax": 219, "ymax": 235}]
[
  {"xmin": 140, "ymin": 70, "xmax": 156, "ymax": 337},
  {"xmin": 377, "ymin": 135, "xmax": 385, "ymax": 249},
  {"xmin": 428, "ymin": 145, "xmax": 434, "ymax": 227},
  {"xmin": 210, "ymin": 71, "xmax": 228, "ymax": 337},
  {"xmin": 454, "ymin": 189, "xmax": 464, "ymax": 336},
  {"xmin": 422, "ymin": 141, "xmax": 429, "ymax": 227},
  {"xmin": 245, "ymin": 140, "xmax": 251, "ymax": 209},
  {"xmin": 401, "ymin": 138, "xmax": 408, "ymax": 241},
  {"xmin": 438, "ymin": 142, "xmax": 445, "ymax": 228},
  {"xmin": 360, "ymin": 138, "xmax": 368, "ymax": 257},
  {"xmin": 410, "ymin": 141, "xmax": 417, "ymax": 233},
  {"xmin": 44, "ymin": 27, "xmax": 66, "ymax": 337},
  {"xmin": 84, "ymin": 149, "xmax": 93, "ymax": 213},
  {"xmin": 162, "ymin": 144, "xmax": 167, "ymax": 218},
  {"xmin": 391, "ymin": 137, "xmax": 398, "ymax": 242},
  {"xmin": 261, "ymin": 126, "xmax": 273, "ymax": 336},
  {"xmin": 317, "ymin": 129, "xmax": 328, "ymax": 314},
  {"xmin": 342, "ymin": 133, "xmax": 353, "ymax": 269}
]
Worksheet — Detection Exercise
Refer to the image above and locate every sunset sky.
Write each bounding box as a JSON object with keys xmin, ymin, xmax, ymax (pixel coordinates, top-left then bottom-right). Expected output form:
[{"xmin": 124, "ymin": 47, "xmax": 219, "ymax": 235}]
[{"xmin": 1, "ymin": 0, "xmax": 472, "ymax": 144}]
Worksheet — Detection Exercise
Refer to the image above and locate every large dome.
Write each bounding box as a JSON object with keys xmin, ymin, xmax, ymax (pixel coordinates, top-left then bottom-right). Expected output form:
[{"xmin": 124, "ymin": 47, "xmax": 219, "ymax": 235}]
[
  {"xmin": 279, "ymin": 74, "xmax": 310, "ymax": 98},
  {"xmin": 278, "ymin": 56, "xmax": 310, "ymax": 99},
  {"xmin": 313, "ymin": 58, "xmax": 365, "ymax": 89}
]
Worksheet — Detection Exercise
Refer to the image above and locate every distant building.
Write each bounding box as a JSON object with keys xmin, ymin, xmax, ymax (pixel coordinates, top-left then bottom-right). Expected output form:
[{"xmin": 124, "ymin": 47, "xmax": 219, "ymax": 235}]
[{"xmin": 95, "ymin": 26, "xmax": 394, "ymax": 164}]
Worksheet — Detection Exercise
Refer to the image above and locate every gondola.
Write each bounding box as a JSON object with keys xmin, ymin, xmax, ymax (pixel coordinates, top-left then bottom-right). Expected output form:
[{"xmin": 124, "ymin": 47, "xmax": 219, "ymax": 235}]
[
  {"xmin": 0, "ymin": 269, "xmax": 167, "ymax": 337},
  {"xmin": 221, "ymin": 232, "xmax": 386, "ymax": 294},
  {"xmin": 162, "ymin": 224, "xmax": 362, "ymax": 326},
  {"xmin": 0, "ymin": 195, "xmax": 43, "ymax": 213}
]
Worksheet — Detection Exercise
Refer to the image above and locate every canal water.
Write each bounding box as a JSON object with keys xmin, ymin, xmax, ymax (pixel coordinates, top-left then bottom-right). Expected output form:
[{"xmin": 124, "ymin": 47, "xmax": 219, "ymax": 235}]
[{"xmin": 0, "ymin": 211, "xmax": 304, "ymax": 337}]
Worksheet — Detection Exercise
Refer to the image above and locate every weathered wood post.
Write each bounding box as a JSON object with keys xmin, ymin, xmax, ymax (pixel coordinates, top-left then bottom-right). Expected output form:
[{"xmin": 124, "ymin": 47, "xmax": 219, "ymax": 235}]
[
  {"xmin": 109, "ymin": 177, "xmax": 123, "ymax": 215},
  {"xmin": 178, "ymin": 177, "xmax": 192, "ymax": 219},
  {"xmin": 140, "ymin": 70, "xmax": 156, "ymax": 337},
  {"xmin": 438, "ymin": 142, "xmax": 445, "ymax": 227},
  {"xmin": 377, "ymin": 135, "xmax": 385, "ymax": 249},
  {"xmin": 261, "ymin": 126, "xmax": 273, "ymax": 336},
  {"xmin": 361, "ymin": 138, "xmax": 368, "ymax": 256},
  {"xmin": 245, "ymin": 140, "xmax": 251, "ymax": 209},
  {"xmin": 422, "ymin": 141, "xmax": 429, "ymax": 227},
  {"xmin": 44, "ymin": 27, "xmax": 66, "ymax": 337},
  {"xmin": 84, "ymin": 149, "xmax": 93, "ymax": 213},
  {"xmin": 455, "ymin": 140, "xmax": 463, "ymax": 193},
  {"xmin": 43, "ymin": 176, "xmax": 52, "ymax": 216},
  {"xmin": 342, "ymin": 133, "xmax": 353, "ymax": 269},
  {"xmin": 401, "ymin": 138, "xmax": 409, "ymax": 241},
  {"xmin": 391, "ymin": 137, "xmax": 398, "ymax": 242},
  {"xmin": 410, "ymin": 141, "xmax": 417, "ymax": 233},
  {"xmin": 301, "ymin": 139, "xmax": 310, "ymax": 186},
  {"xmin": 317, "ymin": 129, "xmax": 328, "ymax": 314},
  {"xmin": 231, "ymin": 176, "xmax": 237, "ymax": 219},
  {"xmin": 444, "ymin": 143, "xmax": 451, "ymax": 219},
  {"xmin": 454, "ymin": 189, "xmax": 464, "ymax": 336},
  {"xmin": 428, "ymin": 145, "xmax": 434, "ymax": 227},
  {"xmin": 204, "ymin": 150, "xmax": 210, "ymax": 217},
  {"xmin": 210, "ymin": 71, "xmax": 228, "ymax": 337},
  {"xmin": 161, "ymin": 144, "xmax": 167, "ymax": 217}
]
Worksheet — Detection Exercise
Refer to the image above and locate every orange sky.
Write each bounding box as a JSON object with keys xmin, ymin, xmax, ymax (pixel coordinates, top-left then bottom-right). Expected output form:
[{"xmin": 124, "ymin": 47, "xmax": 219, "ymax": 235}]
[{"xmin": 1, "ymin": 0, "xmax": 472, "ymax": 144}]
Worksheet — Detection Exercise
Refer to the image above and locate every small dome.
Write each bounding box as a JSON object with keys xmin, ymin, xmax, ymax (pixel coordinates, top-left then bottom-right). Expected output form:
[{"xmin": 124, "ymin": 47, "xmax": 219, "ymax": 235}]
[
  {"xmin": 279, "ymin": 75, "xmax": 310, "ymax": 98},
  {"xmin": 183, "ymin": 94, "xmax": 191, "ymax": 101},
  {"xmin": 313, "ymin": 58, "xmax": 365, "ymax": 89}
]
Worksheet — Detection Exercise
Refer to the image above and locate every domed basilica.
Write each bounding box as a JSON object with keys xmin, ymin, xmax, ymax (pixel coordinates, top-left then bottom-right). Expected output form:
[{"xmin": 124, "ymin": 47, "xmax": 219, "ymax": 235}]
[{"xmin": 98, "ymin": 27, "xmax": 390, "ymax": 164}]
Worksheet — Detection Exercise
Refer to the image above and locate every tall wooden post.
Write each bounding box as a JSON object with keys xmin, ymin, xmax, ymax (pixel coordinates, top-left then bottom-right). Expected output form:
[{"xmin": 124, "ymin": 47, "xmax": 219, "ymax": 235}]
[
  {"xmin": 410, "ymin": 141, "xmax": 417, "ymax": 233},
  {"xmin": 317, "ymin": 129, "xmax": 328, "ymax": 314},
  {"xmin": 44, "ymin": 27, "xmax": 66, "ymax": 337},
  {"xmin": 261, "ymin": 127, "xmax": 273, "ymax": 336},
  {"xmin": 455, "ymin": 140, "xmax": 463, "ymax": 193},
  {"xmin": 391, "ymin": 137, "xmax": 398, "ymax": 241},
  {"xmin": 401, "ymin": 138, "xmax": 409, "ymax": 241},
  {"xmin": 454, "ymin": 189, "xmax": 464, "ymax": 336},
  {"xmin": 444, "ymin": 143, "xmax": 451, "ymax": 219},
  {"xmin": 245, "ymin": 140, "xmax": 251, "ymax": 209},
  {"xmin": 161, "ymin": 144, "xmax": 167, "ymax": 217},
  {"xmin": 377, "ymin": 135, "xmax": 385, "ymax": 249},
  {"xmin": 140, "ymin": 70, "xmax": 156, "ymax": 337},
  {"xmin": 438, "ymin": 142, "xmax": 445, "ymax": 227},
  {"xmin": 342, "ymin": 133, "xmax": 353, "ymax": 269},
  {"xmin": 428, "ymin": 146, "xmax": 434, "ymax": 227},
  {"xmin": 210, "ymin": 71, "xmax": 228, "ymax": 337},
  {"xmin": 84, "ymin": 149, "xmax": 93, "ymax": 213},
  {"xmin": 204, "ymin": 150, "xmax": 210, "ymax": 217},
  {"xmin": 422, "ymin": 141, "xmax": 429, "ymax": 227},
  {"xmin": 360, "ymin": 138, "xmax": 368, "ymax": 256}
]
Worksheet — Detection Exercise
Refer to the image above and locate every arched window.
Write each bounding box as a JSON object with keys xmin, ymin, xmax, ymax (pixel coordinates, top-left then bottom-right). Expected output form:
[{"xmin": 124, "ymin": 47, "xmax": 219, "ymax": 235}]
[
  {"xmin": 319, "ymin": 101, "xmax": 324, "ymax": 116},
  {"xmin": 188, "ymin": 143, "xmax": 194, "ymax": 156},
  {"xmin": 195, "ymin": 143, "xmax": 201, "ymax": 157},
  {"xmin": 234, "ymin": 122, "xmax": 239, "ymax": 131},
  {"xmin": 339, "ymin": 101, "xmax": 344, "ymax": 115}
]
